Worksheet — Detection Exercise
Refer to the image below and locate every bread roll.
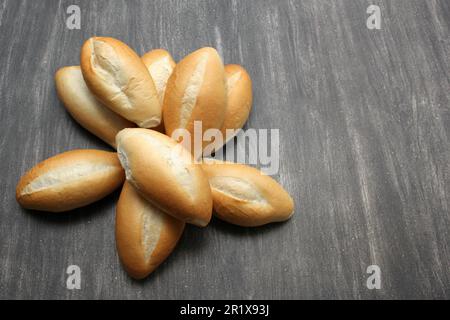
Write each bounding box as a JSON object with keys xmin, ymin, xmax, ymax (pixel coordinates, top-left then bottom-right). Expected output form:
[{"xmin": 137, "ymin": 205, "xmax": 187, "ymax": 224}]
[
  {"xmin": 55, "ymin": 66, "xmax": 134, "ymax": 148},
  {"xmin": 16, "ymin": 150, "xmax": 125, "ymax": 212},
  {"xmin": 141, "ymin": 49, "xmax": 176, "ymax": 133},
  {"xmin": 203, "ymin": 64, "xmax": 253, "ymax": 156},
  {"xmin": 142, "ymin": 49, "xmax": 176, "ymax": 106},
  {"xmin": 116, "ymin": 128, "xmax": 212, "ymax": 227},
  {"xmin": 116, "ymin": 182, "xmax": 185, "ymax": 279},
  {"xmin": 80, "ymin": 37, "xmax": 161, "ymax": 128},
  {"xmin": 201, "ymin": 160, "xmax": 294, "ymax": 227},
  {"xmin": 163, "ymin": 47, "xmax": 226, "ymax": 155}
]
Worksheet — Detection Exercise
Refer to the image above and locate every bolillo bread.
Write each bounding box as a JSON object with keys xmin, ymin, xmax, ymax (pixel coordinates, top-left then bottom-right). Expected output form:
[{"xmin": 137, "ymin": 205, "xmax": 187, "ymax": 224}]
[
  {"xmin": 116, "ymin": 128, "xmax": 212, "ymax": 227},
  {"xmin": 221, "ymin": 64, "xmax": 253, "ymax": 139},
  {"xmin": 141, "ymin": 49, "xmax": 176, "ymax": 133},
  {"xmin": 116, "ymin": 182, "xmax": 185, "ymax": 279},
  {"xmin": 16, "ymin": 150, "xmax": 125, "ymax": 212},
  {"xmin": 55, "ymin": 66, "xmax": 135, "ymax": 148},
  {"xmin": 201, "ymin": 160, "xmax": 294, "ymax": 227},
  {"xmin": 163, "ymin": 47, "xmax": 227, "ymax": 156},
  {"xmin": 80, "ymin": 37, "xmax": 161, "ymax": 128},
  {"xmin": 142, "ymin": 49, "xmax": 176, "ymax": 106},
  {"xmin": 203, "ymin": 64, "xmax": 253, "ymax": 156}
]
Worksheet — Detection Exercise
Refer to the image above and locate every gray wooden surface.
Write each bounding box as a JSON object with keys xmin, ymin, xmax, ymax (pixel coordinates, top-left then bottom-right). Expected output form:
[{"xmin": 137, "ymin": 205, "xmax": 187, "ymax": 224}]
[{"xmin": 1, "ymin": 0, "xmax": 449, "ymax": 300}]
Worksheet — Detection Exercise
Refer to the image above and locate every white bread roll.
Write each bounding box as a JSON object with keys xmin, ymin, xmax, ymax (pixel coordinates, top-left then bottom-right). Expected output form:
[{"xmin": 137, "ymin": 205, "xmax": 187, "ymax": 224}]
[
  {"xmin": 203, "ymin": 64, "xmax": 253, "ymax": 156},
  {"xmin": 116, "ymin": 128, "xmax": 212, "ymax": 227},
  {"xmin": 141, "ymin": 49, "xmax": 176, "ymax": 133},
  {"xmin": 142, "ymin": 49, "xmax": 176, "ymax": 106},
  {"xmin": 221, "ymin": 64, "xmax": 253, "ymax": 137},
  {"xmin": 16, "ymin": 150, "xmax": 125, "ymax": 212},
  {"xmin": 163, "ymin": 47, "xmax": 227, "ymax": 155},
  {"xmin": 201, "ymin": 160, "xmax": 294, "ymax": 227},
  {"xmin": 116, "ymin": 182, "xmax": 185, "ymax": 279},
  {"xmin": 80, "ymin": 37, "xmax": 161, "ymax": 128},
  {"xmin": 55, "ymin": 66, "xmax": 135, "ymax": 148}
]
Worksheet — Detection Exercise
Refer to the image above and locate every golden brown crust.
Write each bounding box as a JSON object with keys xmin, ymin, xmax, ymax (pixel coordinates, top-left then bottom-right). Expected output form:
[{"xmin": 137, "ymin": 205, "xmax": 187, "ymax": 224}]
[
  {"xmin": 16, "ymin": 150, "xmax": 125, "ymax": 212},
  {"xmin": 203, "ymin": 64, "xmax": 253, "ymax": 156},
  {"xmin": 80, "ymin": 37, "xmax": 161, "ymax": 128},
  {"xmin": 116, "ymin": 128, "xmax": 212, "ymax": 227},
  {"xmin": 55, "ymin": 66, "xmax": 135, "ymax": 148},
  {"xmin": 141, "ymin": 49, "xmax": 177, "ymax": 134},
  {"xmin": 116, "ymin": 182, "xmax": 185, "ymax": 279},
  {"xmin": 142, "ymin": 49, "xmax": 176, "ymax": 67},
  {"xmin": 201, "ymin": 160, "xmax": 294, "ymax": 226},
  {"xmin": 222, "ymin": 65, "xmax": 253, "ymax": 137},
  {"xmin": 163, "ymin": 47, "xmax": 226, "ymax": 155}
]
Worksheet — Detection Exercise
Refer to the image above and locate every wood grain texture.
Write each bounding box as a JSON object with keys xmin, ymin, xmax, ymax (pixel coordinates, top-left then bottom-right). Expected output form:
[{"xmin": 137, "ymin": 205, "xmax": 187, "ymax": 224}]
[{"xmin": 1, "ymin": 0, "xmax": 449, "ymax": 299}]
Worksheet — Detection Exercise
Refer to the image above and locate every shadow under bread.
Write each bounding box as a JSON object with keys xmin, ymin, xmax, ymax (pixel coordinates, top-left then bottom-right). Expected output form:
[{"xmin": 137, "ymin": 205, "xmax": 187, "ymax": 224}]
[
  {"xmin": 122, "ymin": 223, "xmax": 208, "ymax": 285},
  {"xmin": 20, "ymin": 187, "xmax": 121, "ymax": 226},
  {"xmin": 209, "ymin": 215, "xmax": 291, "ymax": 237}
]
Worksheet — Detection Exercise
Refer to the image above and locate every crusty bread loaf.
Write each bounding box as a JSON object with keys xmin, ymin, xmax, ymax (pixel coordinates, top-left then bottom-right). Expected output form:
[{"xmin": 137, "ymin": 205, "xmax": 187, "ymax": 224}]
[
  {"xmin": 141, "ymin": 49, "xmax": 176, "ymax": 133},
  {"xmin": 163, "ymin": 47, "xmax": 226, "ymax": 155},
  {"xmin": 201, "ymin": 160, "xmax": 294, "ymax": 226},
  {"xmin": 55, "ymin": 66, "xmax": 135, "ymax": 148},
  {"xmin": 142, "ymin": 49, "xmax": 176, "ymax": 106},
  {"xmin": 116, "ymin": 182, "xmax": 185, "ymax": 279},
  {"xmin": 203, "ymin": 64, "xmax": 252, "ymax": 156},
  {"xmin": 116, "ymin": 128, "xmax": 212, "ymax": 227},
  {"xmin": 80, "ymin": 37, "xmax": 161, "ymax": 128},
  {"xmin": 16, "ymin": 150, "xmax": 125, "ymax": 212},
  {"xmin": 221, "ymin": 64, "xmax": 253, "ymax": 136}
]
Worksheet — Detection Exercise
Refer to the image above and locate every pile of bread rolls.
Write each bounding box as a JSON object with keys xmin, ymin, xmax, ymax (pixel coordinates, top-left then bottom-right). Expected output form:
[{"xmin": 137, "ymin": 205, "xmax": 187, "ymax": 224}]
[{"xmin": 16, "ymin": 37, "xmax": 294, "ymax": 279}]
